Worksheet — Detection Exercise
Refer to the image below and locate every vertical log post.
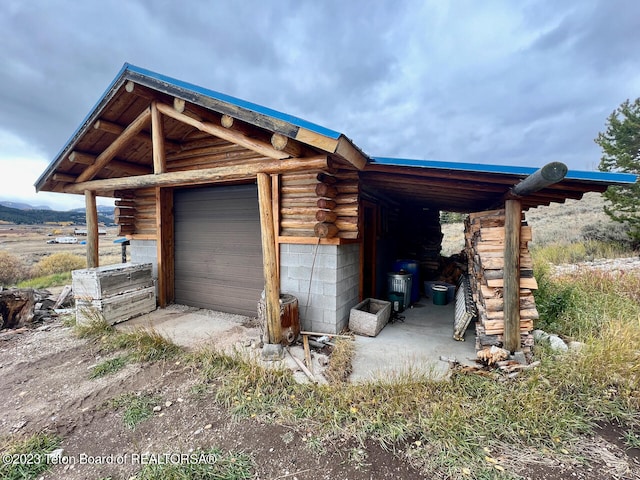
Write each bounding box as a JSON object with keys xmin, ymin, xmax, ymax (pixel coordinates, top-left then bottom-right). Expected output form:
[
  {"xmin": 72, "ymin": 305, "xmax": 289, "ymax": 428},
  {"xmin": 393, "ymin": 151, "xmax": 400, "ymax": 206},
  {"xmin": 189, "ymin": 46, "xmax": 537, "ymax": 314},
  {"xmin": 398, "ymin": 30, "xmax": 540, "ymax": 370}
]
[
  {"xmin": 155, "ymin": 187, "xmax": 174, "ymax": 307},
  {"xmin": 503, "ymin": 198, "xmax": 522, "ymax": 353},
  {"xmin": 151, "ymin": 101, "xmax": 166, "ymax": 174},
  {"xmin": 85, "ymin": 190, "xmax": 99, "ymax": 268},
  {"xmin": 257, "ymin": 173, "xmax": 282, "ymax": 344}
]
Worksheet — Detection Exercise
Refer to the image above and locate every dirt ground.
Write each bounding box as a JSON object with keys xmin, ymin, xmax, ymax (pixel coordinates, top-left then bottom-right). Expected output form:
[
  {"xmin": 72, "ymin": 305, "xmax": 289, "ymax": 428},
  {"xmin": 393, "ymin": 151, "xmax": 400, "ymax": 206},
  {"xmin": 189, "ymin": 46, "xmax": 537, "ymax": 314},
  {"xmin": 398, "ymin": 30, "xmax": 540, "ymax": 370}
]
[
  {"xmin": 1, "ymin": 221, "xmax": 639, "ymax": 479},
  {"xmin": 0, "ymin": 320, "xmax": 423, "ymax": 480},
  {"xmin": 1, "ymin": 317, "xmax": 639, "ymax": 480}
]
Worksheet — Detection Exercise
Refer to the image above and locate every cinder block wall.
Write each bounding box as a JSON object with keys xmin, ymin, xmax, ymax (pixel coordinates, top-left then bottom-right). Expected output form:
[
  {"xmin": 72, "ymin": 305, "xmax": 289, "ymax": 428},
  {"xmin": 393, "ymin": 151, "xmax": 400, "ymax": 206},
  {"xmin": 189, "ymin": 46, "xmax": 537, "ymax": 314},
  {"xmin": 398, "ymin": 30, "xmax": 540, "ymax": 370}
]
[
  {"xmin": 129, "ymin": 240, "xmax": 158, "ymax": 281},
  {"xmin": 280, "ymin": 243, "xmax": 360, "ymax": 334}
]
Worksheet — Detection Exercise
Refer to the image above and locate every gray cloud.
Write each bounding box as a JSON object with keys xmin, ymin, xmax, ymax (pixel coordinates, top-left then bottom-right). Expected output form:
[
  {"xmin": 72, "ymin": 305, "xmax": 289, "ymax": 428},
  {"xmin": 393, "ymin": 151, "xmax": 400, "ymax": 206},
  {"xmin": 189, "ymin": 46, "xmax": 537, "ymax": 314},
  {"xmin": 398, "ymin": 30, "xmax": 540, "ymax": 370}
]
[{"xmin": 0, "ymin": 0, "xmax": 639, "ymax": 181}]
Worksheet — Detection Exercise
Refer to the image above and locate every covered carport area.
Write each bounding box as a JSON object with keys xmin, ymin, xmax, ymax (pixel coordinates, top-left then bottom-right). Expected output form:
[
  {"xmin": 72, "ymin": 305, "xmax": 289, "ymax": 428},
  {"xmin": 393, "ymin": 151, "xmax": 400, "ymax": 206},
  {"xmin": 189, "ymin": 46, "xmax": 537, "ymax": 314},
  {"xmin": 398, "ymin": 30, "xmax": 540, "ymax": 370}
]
[{"xmin": 357, "ymin": 157, "xmax": 636, "ymax": 354}]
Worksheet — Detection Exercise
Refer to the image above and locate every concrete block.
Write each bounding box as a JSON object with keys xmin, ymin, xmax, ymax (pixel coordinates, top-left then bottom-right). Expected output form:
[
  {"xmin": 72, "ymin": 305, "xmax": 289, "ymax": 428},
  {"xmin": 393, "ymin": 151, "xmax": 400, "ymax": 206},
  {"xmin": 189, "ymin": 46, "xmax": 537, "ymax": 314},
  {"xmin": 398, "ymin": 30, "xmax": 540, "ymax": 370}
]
[
  {"xmin": 289, "ymin": 244, "xmax": 315, "ymax": 255},
  {"xmin": 315, "ymin": 253, "xmax": 338, "ymax": 269},
  {"xmin": 298, "ymin": 279, "xmax": 325, "ymax": 295},
  {"xmin": 314, "ymin": 266, "xmax": 338, "ymax": 283},
  {"xmin": 290, "ymin": 266, "xmax": 312, "ymax": 280},
  {"xmin": 279, "ymin": 253, "xmax": 296, "ymax": 267},
  {"xmin": 280, "ymin": 276, "xmax": 297, "ymax": 293},
  {"xmin": 311, "ymin": 320, "xmax": 336, "ymax": 335},
  {"xmin": 301, "ymin": 306, "xmax": 325, "ymax": 323}
]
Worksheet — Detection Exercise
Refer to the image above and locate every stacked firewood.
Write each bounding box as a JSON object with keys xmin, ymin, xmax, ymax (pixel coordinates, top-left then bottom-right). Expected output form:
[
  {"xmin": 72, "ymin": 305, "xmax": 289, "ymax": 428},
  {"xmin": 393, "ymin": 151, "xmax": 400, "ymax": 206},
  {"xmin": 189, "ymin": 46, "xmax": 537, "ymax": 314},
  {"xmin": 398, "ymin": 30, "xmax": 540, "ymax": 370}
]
[{"xmin": 464, "ymin": 209, "xmax": 538, "ymax": 353}]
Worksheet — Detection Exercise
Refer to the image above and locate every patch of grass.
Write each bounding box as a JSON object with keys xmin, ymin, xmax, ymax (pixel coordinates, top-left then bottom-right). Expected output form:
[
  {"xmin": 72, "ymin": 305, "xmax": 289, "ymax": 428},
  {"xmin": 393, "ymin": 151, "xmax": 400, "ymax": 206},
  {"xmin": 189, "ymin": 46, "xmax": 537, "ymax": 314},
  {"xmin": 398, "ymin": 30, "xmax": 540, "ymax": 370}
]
[
  {"xmin": 130, "ymin": 447, "xmax": 253, "ymax": 480},
  {"xmin": 74, "ymin": 317, "xmax": 116, "ymax": 340},
  {"xmin": 0, "ymin": 433, "xmax": 60, "ymax": 480},
  {"xmin": 74, "ymin": 315, "xmax": 182, "ymax": 362},
  {"xmin": 109, "ymin": 393, "xmax": 160, "ymax": 429},
  {"xmin": 530, "ymin": 240, "xmax": 633, "ymax": 265},
  {"xmin": 190, "ymin": 274, "xmax": 640, "ymax": 477},
  {"xmin": 534, "ymin": 259, "xmax": 640, "ymax": 341},
  {"xmin": 16, "ymin": 272, "xmax": 72, "ymax": 289},
  {"xmin": 108, "ymin": 328, "xmax": 182, "ymax": 362},
  {"xmin": 323, "ymin": 337, "xmax": 355, "ymax": 385},
  {"xmin": 90, "ymin": 355, "xmax": 131, "ymax": 379}
]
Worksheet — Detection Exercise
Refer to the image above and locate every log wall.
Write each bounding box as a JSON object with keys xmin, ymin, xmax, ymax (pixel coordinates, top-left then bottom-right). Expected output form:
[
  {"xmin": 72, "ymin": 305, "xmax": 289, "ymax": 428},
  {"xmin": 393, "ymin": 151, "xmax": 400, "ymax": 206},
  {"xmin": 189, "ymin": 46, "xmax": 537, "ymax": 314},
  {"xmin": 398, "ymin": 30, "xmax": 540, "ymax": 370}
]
[
  {"xmin": 279, "ymin": 169, "xmax": 359, "ymax": 239},
  {"xmin": 115, "ymin": 188, "xmax": 157, "ymax": 237},
  {"xmin": 464, "ymin": 209, "xmax": 538, "ymax": 354}
]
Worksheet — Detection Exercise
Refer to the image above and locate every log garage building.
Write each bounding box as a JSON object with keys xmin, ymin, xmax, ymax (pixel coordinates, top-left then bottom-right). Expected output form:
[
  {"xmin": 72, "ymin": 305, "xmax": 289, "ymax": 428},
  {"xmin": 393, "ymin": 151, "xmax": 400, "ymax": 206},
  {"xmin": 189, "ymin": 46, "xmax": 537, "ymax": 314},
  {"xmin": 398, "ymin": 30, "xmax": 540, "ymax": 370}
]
[{"xmin": 36, "ymin": 64, "xmax": 637, "ymax": 352}]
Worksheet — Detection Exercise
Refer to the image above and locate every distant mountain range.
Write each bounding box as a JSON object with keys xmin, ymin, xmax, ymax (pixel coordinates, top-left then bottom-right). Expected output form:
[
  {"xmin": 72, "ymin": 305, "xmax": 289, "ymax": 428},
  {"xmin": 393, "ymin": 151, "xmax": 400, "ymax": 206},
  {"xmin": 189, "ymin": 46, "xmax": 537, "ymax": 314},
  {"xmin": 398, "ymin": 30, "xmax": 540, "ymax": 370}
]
[
  {"xmin": 0, "ymin": 201, "xmax": 53, "ymax": 211},
  {"xmin": 0, "ymin": 201, "xmax": 114, "ymax": 225}
]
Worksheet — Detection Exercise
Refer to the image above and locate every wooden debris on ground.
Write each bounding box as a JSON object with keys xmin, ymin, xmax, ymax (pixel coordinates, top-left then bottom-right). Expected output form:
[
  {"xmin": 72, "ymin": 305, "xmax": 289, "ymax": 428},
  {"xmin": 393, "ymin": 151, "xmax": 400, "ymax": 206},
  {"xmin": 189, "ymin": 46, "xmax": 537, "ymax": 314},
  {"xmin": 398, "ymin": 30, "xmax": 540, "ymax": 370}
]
[
  {"xmin": 477, "ymin": 345, "xmax": 510, "ymax": 366},
  {"xmin": 0, "ymin": 287, "xmax": 74, "ymax": 330},
  {"xmin": 464, "ymin": 209, "xmax": 538, "ymax": 354}
]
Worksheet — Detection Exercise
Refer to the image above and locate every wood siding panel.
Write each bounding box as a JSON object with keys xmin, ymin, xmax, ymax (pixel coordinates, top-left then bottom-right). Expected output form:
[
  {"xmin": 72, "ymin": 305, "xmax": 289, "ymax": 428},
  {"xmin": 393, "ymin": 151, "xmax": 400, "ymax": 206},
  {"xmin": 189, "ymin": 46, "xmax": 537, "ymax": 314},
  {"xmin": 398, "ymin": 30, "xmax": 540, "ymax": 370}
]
[{"xmin": 174, "ymin": 185, "xmax": 263, "ymax": 316}]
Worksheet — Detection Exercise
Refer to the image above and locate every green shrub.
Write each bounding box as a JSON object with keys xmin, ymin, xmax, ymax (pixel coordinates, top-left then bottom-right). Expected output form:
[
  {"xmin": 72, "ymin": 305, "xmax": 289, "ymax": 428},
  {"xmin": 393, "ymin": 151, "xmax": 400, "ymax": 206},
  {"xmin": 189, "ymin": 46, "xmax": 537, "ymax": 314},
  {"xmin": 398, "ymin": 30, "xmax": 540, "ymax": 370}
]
[
  {"xmin": 31, "ymin": 252, "xmax": 86, "ymax": 277},
  {"xmin": 0, "ymin": 250, "xmax": 28, "ymax": 286}
]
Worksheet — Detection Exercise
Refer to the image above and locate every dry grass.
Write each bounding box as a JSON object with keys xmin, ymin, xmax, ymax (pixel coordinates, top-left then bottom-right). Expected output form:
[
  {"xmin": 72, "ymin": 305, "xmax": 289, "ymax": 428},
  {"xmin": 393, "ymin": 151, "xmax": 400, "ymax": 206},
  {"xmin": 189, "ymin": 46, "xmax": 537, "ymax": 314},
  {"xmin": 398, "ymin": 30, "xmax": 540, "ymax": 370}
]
[
  {"xmin": 323, "ymin": 337, "xmax": 356, "ymax": 385},
  {"xmin": 442, "ymin": 192, "xmax": 635, "ymax": 256}
]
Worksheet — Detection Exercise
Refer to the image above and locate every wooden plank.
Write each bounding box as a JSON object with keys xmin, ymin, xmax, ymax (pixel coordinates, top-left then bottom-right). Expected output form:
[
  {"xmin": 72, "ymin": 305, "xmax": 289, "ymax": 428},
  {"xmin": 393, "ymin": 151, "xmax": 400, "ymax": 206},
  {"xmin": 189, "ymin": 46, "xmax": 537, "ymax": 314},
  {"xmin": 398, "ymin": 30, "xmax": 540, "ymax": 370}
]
[
  {"xmin": 257, "ymin": 173, "xmax": 282, "ymax": 344},
  {"xmin": 303, "ymin": 334, "xmax": 313, "ymax": 372},
  {"xmin": 294, "ymin": 127, "xmax": 339, "ymax": 153},
  {"xmin": 486, "ymin": 277, "xmax": 538, "ymax": 289},
  {"xmin": 85, "ymin": 190, "xmax": 99, "ymax": 268}
]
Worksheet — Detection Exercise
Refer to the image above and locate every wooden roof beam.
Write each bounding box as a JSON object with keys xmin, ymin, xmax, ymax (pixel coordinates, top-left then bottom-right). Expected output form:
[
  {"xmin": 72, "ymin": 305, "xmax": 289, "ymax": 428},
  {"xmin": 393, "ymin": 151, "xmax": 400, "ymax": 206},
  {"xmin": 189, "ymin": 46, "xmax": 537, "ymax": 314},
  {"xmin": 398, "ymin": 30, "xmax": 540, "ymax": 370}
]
[
  {"xmin": 62, "ymin": 155, "xmax": 329, "ymax": 194},
  {"xmin": 507, "ymin": 162, "xmax": 568, "ymax": 198},
  {"xmin": 156, "ymin": 102, "xmax": 290, "ymax": 160},
  {"xmin": 76, "ymin": 106, "xmax": 152, "ymax": 183},
  {"xmin": 69, "ymin": 151, "xmax": 152, "ymax": 176},
  {"xmin": 93, "ymin": 119, "xmax": 181, "ymax": 150}
]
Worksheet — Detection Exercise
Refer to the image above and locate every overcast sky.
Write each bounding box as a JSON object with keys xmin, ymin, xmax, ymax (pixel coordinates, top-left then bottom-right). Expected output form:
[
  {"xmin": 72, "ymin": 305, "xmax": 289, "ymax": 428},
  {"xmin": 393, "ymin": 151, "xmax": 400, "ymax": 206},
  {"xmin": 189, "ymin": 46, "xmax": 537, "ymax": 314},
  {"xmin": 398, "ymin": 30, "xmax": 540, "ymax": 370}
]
[{"xmin": 1, "ymin": 0, "xmax": 639, "ymax": 210}]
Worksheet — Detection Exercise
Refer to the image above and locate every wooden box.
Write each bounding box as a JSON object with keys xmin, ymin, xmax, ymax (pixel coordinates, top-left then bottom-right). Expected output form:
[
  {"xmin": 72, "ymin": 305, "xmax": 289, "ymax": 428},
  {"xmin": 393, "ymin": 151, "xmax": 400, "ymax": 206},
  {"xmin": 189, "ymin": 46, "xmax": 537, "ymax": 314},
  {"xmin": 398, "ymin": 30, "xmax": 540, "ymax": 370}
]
[
  {"xmin": 76, "ymin": 286, "xmax": 156, "ymax": 326},
  {"xmin": 72, "ymin": 263, "xmax": 153, "ymax": 300},
  {"xmin": 349, "ymin": 298, "xmax": 391, "ymax": 337}
]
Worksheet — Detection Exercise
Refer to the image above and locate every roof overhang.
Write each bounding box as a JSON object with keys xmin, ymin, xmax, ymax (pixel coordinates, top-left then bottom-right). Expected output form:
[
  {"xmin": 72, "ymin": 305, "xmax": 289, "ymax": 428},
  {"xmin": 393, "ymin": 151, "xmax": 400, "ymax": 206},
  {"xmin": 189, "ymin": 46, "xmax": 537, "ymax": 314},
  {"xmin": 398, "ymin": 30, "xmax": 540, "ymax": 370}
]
[
  {"xmin": 35, "ymin": 63, "xmax": 367, "ymax": 193},
  {"xmin": 35, "ymin": 63, "xmax": 637, "ymax": 214},
  {"xmin": 363, "ymin": 157, "xmax": 637, "ymax": 211}
]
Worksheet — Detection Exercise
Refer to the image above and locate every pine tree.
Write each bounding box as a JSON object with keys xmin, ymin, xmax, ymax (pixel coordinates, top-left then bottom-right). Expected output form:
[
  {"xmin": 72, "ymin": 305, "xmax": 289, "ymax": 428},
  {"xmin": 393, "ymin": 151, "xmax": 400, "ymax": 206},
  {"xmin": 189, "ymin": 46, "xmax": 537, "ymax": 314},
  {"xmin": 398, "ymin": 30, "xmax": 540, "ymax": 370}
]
[{"xmin": 595, "ymin": 98, "xmax": 640, "ymax": 245}]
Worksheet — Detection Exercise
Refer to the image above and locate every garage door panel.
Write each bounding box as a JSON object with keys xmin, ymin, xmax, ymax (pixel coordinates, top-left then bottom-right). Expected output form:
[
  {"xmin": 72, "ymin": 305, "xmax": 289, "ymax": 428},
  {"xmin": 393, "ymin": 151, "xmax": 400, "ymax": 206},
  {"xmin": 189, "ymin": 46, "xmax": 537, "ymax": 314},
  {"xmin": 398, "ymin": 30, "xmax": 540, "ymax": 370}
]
[{"xmin": 174, "ymin": 185, "xmax": 264, "ymax": 317}]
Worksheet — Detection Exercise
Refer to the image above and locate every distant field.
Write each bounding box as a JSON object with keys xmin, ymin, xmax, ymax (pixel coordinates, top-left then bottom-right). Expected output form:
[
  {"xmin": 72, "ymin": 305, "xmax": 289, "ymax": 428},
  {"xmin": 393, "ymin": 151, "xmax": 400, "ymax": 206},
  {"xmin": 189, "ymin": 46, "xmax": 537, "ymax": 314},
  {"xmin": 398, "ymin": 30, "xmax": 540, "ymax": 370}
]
[
  {"xmin": 441, "ymin": 192, "xmax": 616, "ymax": 256},
  {"xmin": 0, "ymin": 224, "xmax": 123, "ymax": 268}
]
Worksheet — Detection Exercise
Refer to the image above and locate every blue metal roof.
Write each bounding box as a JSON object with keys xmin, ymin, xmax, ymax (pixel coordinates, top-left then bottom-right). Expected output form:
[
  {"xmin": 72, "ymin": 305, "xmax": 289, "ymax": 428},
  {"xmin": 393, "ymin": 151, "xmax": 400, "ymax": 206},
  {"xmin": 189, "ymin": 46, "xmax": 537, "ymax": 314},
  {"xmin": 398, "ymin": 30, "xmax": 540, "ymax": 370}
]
[
  {"xmin": 371, "ymin": 157, "xmax": 638, "ymax": 184},
  {"xmin": 124, "ymin": 63, "xmax": 342, "ymax": 139}
]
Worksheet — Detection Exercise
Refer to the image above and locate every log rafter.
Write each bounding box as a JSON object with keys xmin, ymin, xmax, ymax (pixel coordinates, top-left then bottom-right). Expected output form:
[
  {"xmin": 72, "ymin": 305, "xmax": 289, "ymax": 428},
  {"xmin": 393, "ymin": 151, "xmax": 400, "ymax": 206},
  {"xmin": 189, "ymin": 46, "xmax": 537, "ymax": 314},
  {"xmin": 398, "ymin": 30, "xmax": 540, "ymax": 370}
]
[
  {"xmin": 76, "ymin": 107, "xmax": 152, "ymax": 183},
  {"xmin": 156, "ymin": 102, "xmax": 291, "ymax": 160}
]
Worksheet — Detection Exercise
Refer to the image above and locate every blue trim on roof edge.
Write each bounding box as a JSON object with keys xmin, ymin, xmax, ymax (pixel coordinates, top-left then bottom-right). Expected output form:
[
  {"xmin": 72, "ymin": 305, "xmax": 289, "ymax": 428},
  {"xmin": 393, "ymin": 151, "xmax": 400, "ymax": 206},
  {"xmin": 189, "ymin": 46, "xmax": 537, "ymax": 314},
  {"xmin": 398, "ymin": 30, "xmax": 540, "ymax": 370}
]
[
  {"xmin": 371, "ymin": 157, "xmax": 638, "ymax": 184},
  {"xmin": 124, "ymin": 63, "xmax": 342, "ymax": 139}
]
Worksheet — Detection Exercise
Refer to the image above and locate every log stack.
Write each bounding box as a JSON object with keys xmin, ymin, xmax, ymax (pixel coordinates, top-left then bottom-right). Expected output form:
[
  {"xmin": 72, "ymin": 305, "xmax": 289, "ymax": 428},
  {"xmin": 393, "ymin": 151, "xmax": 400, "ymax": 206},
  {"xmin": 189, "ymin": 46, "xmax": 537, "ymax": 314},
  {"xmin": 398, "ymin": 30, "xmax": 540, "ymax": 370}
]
[
  {"xmin": 279, "ymin": 170, "xmax": 359, "ymax": 239},
  {"xmin": 464, "ymin": 209, "xmax": 537, "ymax": 354}
]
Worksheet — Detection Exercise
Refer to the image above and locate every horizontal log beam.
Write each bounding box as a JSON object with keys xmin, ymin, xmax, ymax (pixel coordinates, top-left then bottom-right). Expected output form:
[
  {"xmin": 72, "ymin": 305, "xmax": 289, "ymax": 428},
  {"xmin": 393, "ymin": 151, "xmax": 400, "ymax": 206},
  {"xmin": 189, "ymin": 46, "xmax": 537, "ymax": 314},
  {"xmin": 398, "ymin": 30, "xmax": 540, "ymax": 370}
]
[
  {"xmin": 62, "ymin": 156, "xmax": 329, "ymax": 194},
  {"xmin": 156, "ymin": 102, "xmax": 290, "ymax": 160},
  {"xmin": 508, "ymin": 162, "xmax": 568, "ymax": 198},
  {"xmin": 52, "ymin": 173, "xmax": 77, "ymax": 183}
]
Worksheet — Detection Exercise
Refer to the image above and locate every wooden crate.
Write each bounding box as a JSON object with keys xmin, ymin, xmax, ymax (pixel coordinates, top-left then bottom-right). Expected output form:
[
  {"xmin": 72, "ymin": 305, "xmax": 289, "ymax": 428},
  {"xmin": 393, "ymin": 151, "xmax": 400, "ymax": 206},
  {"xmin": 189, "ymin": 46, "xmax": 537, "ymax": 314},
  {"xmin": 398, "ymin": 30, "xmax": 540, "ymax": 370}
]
[
  {"xmin": 72, "ymin": 263, "xmax": 153, "ymax": 300},
  {"xmin": 76, "ymin": 286, "xmax": 156, "ymax": 326}
]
